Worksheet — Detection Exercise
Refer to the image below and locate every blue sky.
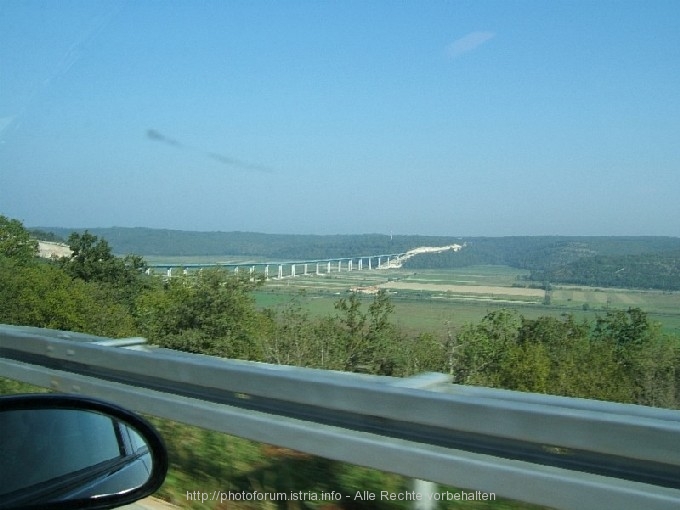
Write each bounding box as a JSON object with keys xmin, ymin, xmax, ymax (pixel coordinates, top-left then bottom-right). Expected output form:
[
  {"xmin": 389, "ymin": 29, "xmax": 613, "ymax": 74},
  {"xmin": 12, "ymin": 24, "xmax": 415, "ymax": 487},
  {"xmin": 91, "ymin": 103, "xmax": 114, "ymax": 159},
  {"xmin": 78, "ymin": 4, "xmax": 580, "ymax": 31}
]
[{"xmin": 1, "ymin": 1, "xmax": 679, "ymax": 236}]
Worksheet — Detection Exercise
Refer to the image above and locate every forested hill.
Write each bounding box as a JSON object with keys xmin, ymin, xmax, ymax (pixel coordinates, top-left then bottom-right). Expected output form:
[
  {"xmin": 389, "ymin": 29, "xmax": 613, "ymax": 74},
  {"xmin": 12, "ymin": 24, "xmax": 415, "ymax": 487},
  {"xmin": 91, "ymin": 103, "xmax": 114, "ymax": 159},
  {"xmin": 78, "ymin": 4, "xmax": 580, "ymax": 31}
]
[
  {"xmin": 530, "ymin": 251, "xmax": 680, "ymax": 291},
  {"xmin": 403, "ymin": 237, "xmax": 680, "ymax": 269},
  {"xmin": 403, "ymin": 237, "xmax": 680, "ymax": 291},
  {"xmin": 37, "ymin": 227, "xmax": 463, "ymax": 260}
]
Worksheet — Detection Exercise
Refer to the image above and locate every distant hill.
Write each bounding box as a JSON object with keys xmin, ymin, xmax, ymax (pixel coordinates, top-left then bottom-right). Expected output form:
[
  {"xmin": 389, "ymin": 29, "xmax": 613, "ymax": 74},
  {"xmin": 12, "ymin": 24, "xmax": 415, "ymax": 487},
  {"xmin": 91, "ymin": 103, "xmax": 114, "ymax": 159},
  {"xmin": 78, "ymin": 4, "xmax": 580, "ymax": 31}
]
[
  {"xmin": 34, "ymin": 228, "xmax": 680, "ymax": 290},
  {"xmin": 402, "ymin": 236, "xmax": 680, "ymax": 271},
  {"xmin": 35, "ymin": 227, "xmax": 463, "ymax": 260},
  {"xmin": 530, "ymin": 250, "xmax": 680, "ymax": 291},
  {"xmin": 403, "ymin": 236, "xmax": 680, "ymax": 291}
]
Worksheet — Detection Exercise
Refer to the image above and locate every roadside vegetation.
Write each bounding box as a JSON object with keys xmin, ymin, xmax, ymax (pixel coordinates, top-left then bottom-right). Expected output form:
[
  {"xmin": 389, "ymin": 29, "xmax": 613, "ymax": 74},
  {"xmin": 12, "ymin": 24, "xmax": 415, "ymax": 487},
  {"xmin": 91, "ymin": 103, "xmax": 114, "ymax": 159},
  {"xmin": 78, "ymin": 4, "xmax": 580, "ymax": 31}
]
[{"xmin": 2, "ymin": 215, "xmax": 679, "ymax": 508}]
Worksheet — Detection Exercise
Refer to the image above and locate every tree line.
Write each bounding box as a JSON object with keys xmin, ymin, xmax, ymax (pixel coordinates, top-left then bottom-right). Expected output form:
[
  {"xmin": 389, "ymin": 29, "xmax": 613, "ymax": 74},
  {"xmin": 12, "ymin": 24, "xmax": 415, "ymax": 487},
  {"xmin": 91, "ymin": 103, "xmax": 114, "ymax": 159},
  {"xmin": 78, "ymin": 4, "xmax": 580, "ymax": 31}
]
[
  {"xmin": 529, "ymin": 251, "xmax": 680, "ymax": 291},
  {"xmin": 405, "ymin": 237, "xmax": 680, "ymax": 291},
  {"xmin": 405, "ymin": 236, "xmax": 680, "ymax": 270}
]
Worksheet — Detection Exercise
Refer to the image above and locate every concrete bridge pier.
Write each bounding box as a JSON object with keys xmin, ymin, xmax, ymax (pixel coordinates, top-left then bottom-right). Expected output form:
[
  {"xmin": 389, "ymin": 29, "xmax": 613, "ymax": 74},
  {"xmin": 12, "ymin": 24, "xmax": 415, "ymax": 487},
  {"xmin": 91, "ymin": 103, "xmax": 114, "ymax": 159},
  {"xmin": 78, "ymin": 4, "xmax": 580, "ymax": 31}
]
[
  {"xmin": 278, "ymin": 265, "xmax": 283, "ymax": 279},
  {"xmin": 348, "ymin": 260, "xmax": 353, "ymax": 271},
  {"xmin": 327, "ymin": 261, "xmax": 331, "ymax": 274},
  {"xmin": 291, "ymin": 264, "xmax": 296, "ymax": 277},
  {"xmin": 316, "ymin": 263, "xmax": 320, "ymax": 275},
  {"xmin": 265, "ymin": 265, "xmax": 269, "ymax": 280}
]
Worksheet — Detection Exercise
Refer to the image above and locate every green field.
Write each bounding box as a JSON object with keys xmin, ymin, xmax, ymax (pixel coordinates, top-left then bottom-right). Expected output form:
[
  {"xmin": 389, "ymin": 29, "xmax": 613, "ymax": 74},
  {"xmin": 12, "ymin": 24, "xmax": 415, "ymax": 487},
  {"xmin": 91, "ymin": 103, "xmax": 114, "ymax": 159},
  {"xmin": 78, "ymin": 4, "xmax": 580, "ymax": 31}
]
[
  {"xmin": 145, "ymin": 259, "xmax": 680, "ymax": 335},
  {"xmin": 253, "ymin": 265, "xmax": 680, "ymax": 337}
]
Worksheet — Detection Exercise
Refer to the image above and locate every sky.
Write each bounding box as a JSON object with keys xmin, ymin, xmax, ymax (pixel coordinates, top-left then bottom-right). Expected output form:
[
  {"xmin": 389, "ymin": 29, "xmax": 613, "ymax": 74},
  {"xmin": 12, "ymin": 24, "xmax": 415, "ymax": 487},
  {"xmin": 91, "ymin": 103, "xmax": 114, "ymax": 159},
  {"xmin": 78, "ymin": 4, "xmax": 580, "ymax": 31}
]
[{"xmin": 1, "ymin": 0, "xmax": 679, "ymax": 236}]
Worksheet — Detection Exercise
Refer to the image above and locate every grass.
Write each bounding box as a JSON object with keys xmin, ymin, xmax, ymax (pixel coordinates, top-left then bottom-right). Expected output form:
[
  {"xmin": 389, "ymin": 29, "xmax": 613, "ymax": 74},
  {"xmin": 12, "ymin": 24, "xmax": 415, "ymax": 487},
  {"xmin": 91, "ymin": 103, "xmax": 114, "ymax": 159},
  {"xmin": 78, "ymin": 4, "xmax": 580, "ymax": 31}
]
[
  {"xmin": 146, "ymin": 259, "xmax": 680, "ymax": 335},
  {"xmin": 254, "ymin": 266, "xmax": 680, "ymax": 336},
  {"xmin": 147, "ymin": 415, "xmax": 549, "ymax": 510}
]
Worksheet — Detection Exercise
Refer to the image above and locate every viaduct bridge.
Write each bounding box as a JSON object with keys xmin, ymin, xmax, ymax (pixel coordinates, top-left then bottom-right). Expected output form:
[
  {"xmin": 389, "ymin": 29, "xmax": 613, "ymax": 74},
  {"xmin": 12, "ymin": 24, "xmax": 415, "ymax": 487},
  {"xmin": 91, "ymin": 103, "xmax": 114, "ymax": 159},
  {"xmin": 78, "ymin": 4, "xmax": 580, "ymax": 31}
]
[{"xmin": 147, "ymin": 253, "xmax": 409, "ymax": 279}]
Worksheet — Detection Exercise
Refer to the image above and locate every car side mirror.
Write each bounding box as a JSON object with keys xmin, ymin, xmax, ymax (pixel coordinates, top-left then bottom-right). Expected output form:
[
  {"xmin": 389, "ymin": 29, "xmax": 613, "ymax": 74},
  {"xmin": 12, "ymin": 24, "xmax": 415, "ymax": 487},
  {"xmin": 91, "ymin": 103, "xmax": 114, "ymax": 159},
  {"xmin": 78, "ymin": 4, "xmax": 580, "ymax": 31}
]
[{"xmin": 0, "ymin": 394, "xmax": 168, "ymax": 510}]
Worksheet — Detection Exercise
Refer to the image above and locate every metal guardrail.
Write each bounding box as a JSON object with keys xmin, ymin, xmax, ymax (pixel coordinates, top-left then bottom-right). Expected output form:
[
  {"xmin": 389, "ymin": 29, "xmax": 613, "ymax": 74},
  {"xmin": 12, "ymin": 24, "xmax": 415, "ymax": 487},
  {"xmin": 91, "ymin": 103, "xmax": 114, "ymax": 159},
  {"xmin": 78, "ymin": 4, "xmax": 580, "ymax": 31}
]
[{"xmin": 1, "ymin": 323, "xmax": 680, "ymax": 510}]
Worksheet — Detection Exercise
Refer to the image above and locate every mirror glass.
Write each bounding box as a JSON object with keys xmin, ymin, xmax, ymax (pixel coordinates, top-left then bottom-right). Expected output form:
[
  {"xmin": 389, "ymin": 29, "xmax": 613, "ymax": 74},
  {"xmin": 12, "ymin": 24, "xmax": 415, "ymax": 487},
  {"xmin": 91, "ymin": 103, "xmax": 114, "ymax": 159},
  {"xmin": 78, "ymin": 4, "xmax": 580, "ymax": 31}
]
[{"xmin": 0, "ymin": 407, "xmax": 154, "ymax": 508}]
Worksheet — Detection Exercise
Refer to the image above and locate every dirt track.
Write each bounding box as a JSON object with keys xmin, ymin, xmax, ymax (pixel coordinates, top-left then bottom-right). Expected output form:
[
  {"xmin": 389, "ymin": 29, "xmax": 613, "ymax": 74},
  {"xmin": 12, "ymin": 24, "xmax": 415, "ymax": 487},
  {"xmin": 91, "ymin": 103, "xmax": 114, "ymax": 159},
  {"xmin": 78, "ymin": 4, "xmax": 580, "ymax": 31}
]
[{"xmin": 378, "ymin": 281, "xmax": 545, "ymax": 297}]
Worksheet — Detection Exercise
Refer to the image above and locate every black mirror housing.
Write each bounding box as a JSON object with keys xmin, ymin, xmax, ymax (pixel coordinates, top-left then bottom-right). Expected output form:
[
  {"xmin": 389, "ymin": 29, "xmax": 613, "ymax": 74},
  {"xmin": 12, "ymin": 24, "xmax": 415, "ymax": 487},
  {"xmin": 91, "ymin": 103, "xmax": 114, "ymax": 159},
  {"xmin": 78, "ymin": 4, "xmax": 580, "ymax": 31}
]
[{"xmin": 0, "ymin": 394, "xmax": 168, "ymax": 510}]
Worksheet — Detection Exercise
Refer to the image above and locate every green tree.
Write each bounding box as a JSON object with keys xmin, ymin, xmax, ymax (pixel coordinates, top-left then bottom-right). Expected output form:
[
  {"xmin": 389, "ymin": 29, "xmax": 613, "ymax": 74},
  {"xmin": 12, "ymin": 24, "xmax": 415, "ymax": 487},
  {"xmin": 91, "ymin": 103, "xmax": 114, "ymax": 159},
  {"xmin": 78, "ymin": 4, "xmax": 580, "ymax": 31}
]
[
  {"xmin": 59, "ymin": 231, "xmax": 150, "ymax": 308},
  {"xmin": 60, "ymin": 231, "xmax": 145, "ymax": 283},
  {"xmin": 262, "ymin": 291, "xmax": 316, "ymax": 367},
  {"xmin": 366, "ymin": 290, "xmax": 399, "ymax": 374},
  {"xmin": 136, "ymin": 268, "xmax": 269, "ymax": 360},
  {"xmin": 454, "ymin": 309, "xmax": 521, "ymax": 385},
  {"xmin": 325, "ymin": 291, "xmax": 398, "ymax": 374},
  {"xmin": 0, "ymin": 215, "xmax": 38, "ymax": 263},
  {"xmin": 593, "ymin": 308, "xmax": 677, "ymax": 407},
  {"xmin": 392, "ymin": 331, "xmax": 447, "ymax": 377},
  {"xmin": 0, "ymin": 258, "xmax": 135, "ymax": 336},
  {"xmin": 593, "ymin": 308, "xmax": 652, "ymax": 349},
  {"xmin": 516, "ymin": 315, "xmax": 590, "ymax": 397},
  {"xmin": 498, "ymin": 341, "xmax": 551, "ymax": 393},
  {"xmin": 452, "ymin": 307, "xmax": 677, "ymax": 408},
  {"xmin": 333, "ymin": 292, "xmax": 369, "ymax": 372}
]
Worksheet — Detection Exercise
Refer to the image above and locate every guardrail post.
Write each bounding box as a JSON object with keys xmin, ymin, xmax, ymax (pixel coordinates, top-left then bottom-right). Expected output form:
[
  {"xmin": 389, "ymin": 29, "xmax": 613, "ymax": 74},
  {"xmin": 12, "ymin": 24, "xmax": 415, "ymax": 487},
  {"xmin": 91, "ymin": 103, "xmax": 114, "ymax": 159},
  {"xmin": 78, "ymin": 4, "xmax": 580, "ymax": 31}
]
[{"xmin": 413, "ymin": 479, "xmax": 437, "ymax": 510}]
